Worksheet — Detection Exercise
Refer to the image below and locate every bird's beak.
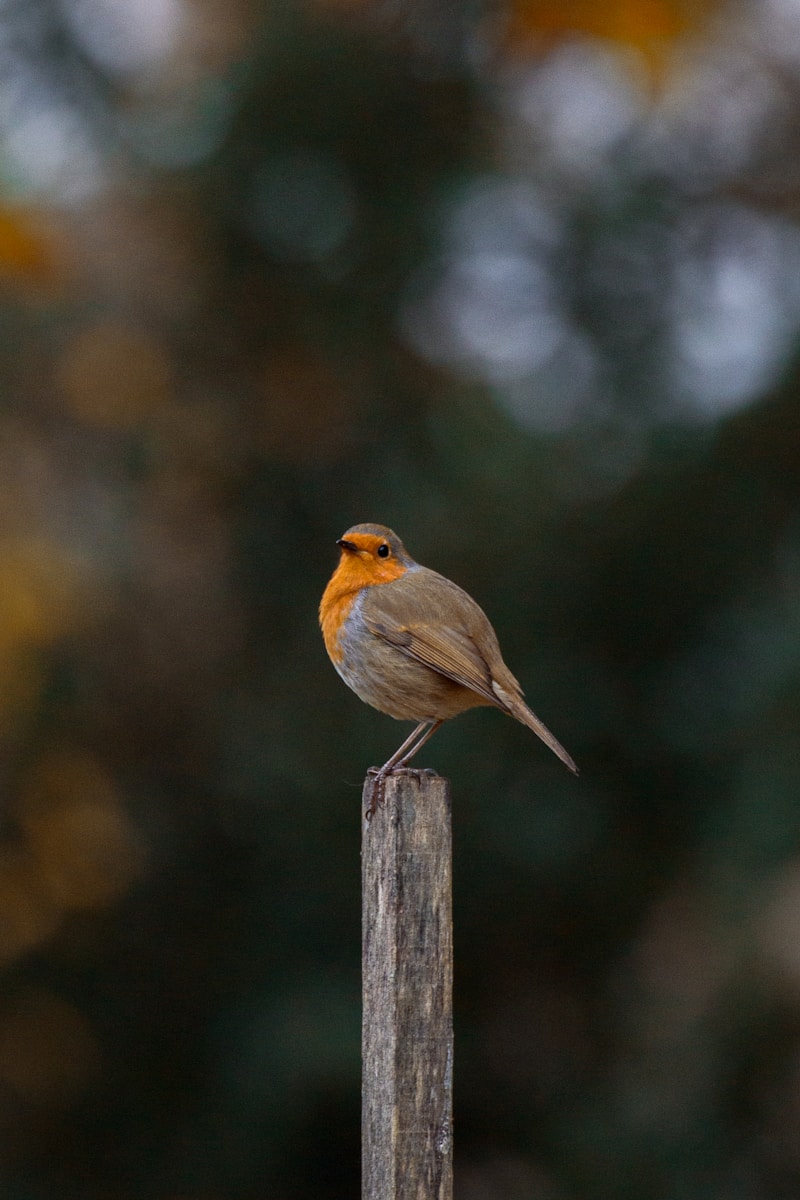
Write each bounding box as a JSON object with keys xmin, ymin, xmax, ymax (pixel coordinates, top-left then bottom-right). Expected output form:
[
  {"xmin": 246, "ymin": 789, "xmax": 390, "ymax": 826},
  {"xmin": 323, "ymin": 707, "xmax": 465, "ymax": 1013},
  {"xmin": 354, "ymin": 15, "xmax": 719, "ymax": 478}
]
[{"xmin": 336, "ymin": 538, "xmax": 358, "ymax": 553}]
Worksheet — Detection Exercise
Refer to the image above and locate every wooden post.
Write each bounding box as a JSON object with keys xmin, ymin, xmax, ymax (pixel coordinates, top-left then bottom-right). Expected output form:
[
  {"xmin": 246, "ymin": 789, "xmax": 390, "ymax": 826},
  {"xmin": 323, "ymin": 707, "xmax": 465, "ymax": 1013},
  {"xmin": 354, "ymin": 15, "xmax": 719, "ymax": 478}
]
[{"xmin": 361, "ymin": 771, "xmax": 453, "ymax": 1200}]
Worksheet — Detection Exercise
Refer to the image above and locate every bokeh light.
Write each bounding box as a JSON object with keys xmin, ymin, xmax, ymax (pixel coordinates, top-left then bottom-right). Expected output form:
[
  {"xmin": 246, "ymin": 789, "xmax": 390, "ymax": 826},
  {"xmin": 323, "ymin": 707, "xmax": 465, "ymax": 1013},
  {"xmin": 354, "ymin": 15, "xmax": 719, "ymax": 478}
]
[{"xmin": 0, "ymin": 0, "xmax": 799, "ymax": 1197}]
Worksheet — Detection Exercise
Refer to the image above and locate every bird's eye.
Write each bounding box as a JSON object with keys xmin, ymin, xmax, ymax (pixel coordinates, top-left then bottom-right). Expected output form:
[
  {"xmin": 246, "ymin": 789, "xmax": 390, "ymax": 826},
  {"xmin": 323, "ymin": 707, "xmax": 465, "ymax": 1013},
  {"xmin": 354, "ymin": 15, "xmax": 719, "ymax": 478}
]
[{"xmin": 377, "ymin": 543, "xmax": 390, "ymax": 558}]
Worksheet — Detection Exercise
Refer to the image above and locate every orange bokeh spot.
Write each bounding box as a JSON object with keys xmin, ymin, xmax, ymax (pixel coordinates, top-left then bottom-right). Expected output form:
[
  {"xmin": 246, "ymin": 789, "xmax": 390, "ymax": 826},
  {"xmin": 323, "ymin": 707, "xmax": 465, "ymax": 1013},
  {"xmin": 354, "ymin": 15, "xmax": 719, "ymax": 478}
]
[
  {"xmin": 56, "ymin": 319, "xmax": 174, "ymax": 431},
  {"xmin": 20, "ymin": 749, "xmax": 145, "ymax": 911},
  {"xmin": 0, "ymin": 208, "xmax": 55, "ymax": 281},
  {"xmin": 0, "ymin": 849, "xmax": 59, "ymax": 966},
  {"xmin": 0, "ymin": 539, "xmax": 85, "ymax": 650},
  {"xmin": 0, "ymin": 988, "xmax": 99, "ymax": 1106},
  {"xmin": 0, "ymin": 539, "xmax": 90, "ymax": 726},
  {"xmin": 505, "ymin": 0, "xmax": 709, "ymax": 77}
]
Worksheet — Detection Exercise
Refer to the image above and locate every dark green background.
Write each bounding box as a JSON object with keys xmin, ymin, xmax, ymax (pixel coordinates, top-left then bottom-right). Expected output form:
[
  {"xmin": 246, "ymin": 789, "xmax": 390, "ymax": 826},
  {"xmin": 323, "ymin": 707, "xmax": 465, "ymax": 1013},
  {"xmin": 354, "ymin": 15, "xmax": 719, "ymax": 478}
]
[{"xmin": 3, "ymin": 3, "xmax": 800, "ymax": 1197}]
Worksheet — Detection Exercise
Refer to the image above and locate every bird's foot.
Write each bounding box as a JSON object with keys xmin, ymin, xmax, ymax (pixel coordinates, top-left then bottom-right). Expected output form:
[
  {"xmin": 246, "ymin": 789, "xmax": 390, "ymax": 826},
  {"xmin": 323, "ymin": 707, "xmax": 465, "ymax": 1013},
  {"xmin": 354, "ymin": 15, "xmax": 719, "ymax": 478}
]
[
  {"xmin": 365, "ymin": 765, "xmax": 440, "ymax": 819},
  {"xmin": 401, "ymin": 767, "xmax": 440, "ymax": 782},
  {"xmin": 365, "ymin": 766, "xmax": 389, "ymax": 819}
]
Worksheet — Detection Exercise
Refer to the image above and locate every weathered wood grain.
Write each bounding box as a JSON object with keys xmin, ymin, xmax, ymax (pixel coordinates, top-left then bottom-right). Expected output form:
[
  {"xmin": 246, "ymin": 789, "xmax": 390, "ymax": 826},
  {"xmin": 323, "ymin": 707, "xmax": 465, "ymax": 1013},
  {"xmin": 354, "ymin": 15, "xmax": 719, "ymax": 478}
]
[{"xmin": 362, "ymin": 770, "xmax": 453, "ymax": 1200}]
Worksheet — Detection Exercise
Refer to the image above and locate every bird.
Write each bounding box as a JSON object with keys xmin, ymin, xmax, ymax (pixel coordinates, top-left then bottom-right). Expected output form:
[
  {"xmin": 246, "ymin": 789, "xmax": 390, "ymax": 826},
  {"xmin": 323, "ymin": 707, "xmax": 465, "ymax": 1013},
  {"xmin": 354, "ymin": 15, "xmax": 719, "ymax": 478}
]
[{"xmin": 320, "ymin": 523, "xmax": 578, "ymax": 815}]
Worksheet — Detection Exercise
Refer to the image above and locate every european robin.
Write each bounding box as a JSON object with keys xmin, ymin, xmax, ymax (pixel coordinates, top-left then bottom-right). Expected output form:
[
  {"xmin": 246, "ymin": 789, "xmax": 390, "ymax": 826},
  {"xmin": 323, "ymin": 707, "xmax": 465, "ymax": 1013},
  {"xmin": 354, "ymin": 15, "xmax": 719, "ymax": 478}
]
[{"xmin": 320, "ymin": 523, "xmax": 578, "ymax": 815}]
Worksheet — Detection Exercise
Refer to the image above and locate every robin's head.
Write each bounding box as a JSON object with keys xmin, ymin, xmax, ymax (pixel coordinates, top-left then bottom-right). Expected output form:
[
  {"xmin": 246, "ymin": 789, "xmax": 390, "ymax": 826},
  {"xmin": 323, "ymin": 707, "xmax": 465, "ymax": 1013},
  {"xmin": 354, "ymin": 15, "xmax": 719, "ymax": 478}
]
[{"xmin": 333, "ymin": 524, "xmax": 414, "ymax": 586}]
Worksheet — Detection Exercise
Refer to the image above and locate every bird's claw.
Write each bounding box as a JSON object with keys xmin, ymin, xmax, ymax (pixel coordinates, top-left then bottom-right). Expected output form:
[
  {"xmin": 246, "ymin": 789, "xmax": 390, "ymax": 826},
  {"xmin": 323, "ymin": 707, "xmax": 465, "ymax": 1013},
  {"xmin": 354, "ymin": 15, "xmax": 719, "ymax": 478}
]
[
  {"xmin": 365, "ymin": 767, "xmax": 388, "ymax": 819},
  {"xmin": 364, "ymin": 765, "xmax": 440, "ymax": 818}
]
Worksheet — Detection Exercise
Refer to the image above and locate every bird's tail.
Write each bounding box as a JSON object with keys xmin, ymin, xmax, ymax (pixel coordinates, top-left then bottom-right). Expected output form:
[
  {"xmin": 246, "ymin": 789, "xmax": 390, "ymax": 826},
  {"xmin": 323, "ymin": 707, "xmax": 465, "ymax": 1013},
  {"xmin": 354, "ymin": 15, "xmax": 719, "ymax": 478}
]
[
  {"xmin": 494, "ymin": 683, "xmax": 579, "ymax": 775},
  {"xmin": 518, "ymin": 703, "xmax": 579, "ymax": 775}
]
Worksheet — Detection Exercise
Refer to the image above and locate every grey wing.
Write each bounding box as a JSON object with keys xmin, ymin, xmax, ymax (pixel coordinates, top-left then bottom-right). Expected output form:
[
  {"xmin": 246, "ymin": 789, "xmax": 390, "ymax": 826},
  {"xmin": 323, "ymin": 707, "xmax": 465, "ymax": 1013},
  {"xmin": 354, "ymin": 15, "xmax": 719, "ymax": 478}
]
[{"xmin": 362, "ymin": 568, "xmax": 511, "ymax": 706}]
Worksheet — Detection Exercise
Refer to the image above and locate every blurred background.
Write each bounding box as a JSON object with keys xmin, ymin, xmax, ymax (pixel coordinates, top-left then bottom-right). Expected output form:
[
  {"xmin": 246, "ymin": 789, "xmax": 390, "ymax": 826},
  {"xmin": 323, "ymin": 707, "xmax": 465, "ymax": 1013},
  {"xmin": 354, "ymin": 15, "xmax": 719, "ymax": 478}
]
[{"xmin": 3, "ymin": 0, "xmax": 800, "ymax": 1196}]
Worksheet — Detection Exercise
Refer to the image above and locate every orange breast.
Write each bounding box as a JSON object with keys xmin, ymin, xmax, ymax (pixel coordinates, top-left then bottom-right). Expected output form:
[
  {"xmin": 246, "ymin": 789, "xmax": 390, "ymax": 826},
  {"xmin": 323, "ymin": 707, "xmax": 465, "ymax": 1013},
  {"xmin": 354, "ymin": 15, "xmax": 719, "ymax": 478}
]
[
  {"xmin": 319, "ymin": 552, "xmax": 407, "ymax": 665},
  {"xmin": 319, "ymin": 586, "xmax": 358, "ymax": 665}
]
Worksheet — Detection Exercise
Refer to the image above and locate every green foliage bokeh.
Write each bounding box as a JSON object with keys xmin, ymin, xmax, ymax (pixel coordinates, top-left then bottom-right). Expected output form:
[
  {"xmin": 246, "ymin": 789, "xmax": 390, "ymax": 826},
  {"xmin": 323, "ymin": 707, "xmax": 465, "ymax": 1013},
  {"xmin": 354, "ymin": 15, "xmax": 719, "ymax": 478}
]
[{"xmin": 2, "ymin": 2, "xmax": 800, "ymax": 1197}]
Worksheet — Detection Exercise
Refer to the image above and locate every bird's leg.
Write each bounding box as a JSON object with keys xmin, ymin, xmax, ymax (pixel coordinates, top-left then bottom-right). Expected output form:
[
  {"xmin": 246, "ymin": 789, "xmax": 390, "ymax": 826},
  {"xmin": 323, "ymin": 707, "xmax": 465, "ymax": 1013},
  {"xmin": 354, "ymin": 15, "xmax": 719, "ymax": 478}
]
[
  {"xmin": 393, "ymin": 719, "xmax": 442, "ymax": 769},
  {"xmin": 366, "ymin": 720, "xmax": 443, "ymax": 818}
]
